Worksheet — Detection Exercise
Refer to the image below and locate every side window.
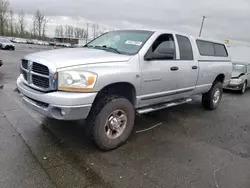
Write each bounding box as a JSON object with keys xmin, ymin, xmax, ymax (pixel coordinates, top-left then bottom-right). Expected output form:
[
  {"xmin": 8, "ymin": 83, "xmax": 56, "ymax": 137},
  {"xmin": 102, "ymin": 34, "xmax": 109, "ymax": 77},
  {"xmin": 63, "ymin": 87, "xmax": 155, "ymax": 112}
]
[
  {"xmin": 196, "ymin": 40, "xmax": 215, "ymax": 56},
  {"xmin": 151, "ymin": 34, "xmax": 176, "ymax": 60},
  {"xmin": 176, "ymin": 35, "xmax": 194, "ymax": 60},
  {"xmin": 214, "ymin": 43, "xmax": 228, "ymax": 57}
]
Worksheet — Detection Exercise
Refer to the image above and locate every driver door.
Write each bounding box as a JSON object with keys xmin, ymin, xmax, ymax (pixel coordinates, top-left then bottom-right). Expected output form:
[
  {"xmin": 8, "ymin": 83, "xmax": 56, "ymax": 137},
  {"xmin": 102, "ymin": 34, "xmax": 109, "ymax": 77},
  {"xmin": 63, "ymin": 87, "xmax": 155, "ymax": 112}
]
[{"xmin": 139, "ymin": 34, "xmax": 179, "ymax": 107}]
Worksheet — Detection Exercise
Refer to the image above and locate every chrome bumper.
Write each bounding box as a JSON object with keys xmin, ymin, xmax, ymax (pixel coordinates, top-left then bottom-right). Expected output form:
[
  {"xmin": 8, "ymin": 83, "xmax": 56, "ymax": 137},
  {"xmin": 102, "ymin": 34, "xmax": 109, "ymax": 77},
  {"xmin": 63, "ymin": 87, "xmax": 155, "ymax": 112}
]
[{"xmin": 17, "ymin": 76, "xmax": 97, "ymax": 120}]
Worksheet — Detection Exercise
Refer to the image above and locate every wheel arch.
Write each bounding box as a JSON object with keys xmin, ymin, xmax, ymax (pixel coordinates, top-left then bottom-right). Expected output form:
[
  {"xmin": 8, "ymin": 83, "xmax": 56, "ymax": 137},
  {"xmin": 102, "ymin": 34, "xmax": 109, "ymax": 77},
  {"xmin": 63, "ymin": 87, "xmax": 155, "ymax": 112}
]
[
  {"xmin": 214, "ymin": 74, "xmax": 225, "ymax": 84},
  {"xmin": 93, "ymin": 82, "xmax": 137, "ymax": 106}
]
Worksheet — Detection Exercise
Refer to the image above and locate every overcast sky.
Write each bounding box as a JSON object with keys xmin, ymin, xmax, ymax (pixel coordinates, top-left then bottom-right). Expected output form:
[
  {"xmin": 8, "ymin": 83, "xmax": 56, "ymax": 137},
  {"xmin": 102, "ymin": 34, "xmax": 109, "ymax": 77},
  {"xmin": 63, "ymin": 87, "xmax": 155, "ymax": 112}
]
[{"xmin": 9, "ymin": 0, "xmax": 250, "ymax": 41}]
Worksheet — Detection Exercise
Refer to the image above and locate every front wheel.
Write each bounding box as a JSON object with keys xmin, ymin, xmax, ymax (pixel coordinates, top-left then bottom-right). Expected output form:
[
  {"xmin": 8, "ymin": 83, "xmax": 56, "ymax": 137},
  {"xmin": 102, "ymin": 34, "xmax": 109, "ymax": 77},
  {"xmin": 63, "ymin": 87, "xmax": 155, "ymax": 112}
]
[
  {"xmin": 87, "ymin": 95, "xmax": 135, "ymax": 150},
  {"xmin": 202, "ymin": 82, "xmax": 223, "ymax": 110}
]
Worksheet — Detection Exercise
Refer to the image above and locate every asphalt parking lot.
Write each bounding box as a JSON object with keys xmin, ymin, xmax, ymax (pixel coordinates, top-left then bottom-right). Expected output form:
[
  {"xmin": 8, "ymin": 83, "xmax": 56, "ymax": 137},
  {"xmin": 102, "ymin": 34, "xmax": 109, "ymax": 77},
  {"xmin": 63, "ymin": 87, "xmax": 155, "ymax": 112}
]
[{"xmin": 1, "ymin": 44, "xmax": 250, "ymax": 188}]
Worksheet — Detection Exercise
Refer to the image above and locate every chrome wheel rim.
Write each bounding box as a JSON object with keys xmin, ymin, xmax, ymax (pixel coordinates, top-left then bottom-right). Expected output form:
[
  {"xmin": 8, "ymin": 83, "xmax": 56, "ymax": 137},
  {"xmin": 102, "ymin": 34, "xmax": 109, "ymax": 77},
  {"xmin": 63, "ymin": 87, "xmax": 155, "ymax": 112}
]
[
  {"xmin": 105, "ymin": 110, "xmax": 127, "ymax": 139},
  {"xmin": 213, "ymin": 89, "xmax": 220, "ymax": 104}
]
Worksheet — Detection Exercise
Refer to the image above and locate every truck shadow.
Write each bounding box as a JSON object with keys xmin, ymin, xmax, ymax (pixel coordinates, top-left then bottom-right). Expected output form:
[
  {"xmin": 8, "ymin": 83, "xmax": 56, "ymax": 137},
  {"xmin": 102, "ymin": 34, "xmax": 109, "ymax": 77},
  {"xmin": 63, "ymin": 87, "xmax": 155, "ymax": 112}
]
[{"xmin": 41, "ymin": 97, "xmax": 203, "ymax": 152}]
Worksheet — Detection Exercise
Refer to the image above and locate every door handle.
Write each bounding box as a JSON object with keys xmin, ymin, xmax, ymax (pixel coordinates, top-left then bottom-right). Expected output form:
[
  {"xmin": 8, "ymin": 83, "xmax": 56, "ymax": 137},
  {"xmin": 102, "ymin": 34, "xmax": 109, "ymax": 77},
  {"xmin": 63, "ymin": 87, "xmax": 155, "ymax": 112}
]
[
  {"xmin": 170, "ymin": 66, "xmax": 179, "ymax": 71},
  {"xmin": 192, "ymin": 66, "xmax": 198, "ymax": 70}
]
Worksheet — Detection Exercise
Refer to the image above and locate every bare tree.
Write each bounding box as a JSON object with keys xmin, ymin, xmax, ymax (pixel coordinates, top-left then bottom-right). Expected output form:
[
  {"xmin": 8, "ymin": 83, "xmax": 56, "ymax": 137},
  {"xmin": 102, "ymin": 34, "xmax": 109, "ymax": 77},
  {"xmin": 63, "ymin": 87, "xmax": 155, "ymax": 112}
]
[
  {"xmin": 54, "ymin": 25, "xmax": 64, "ymax": 37},
  {"xmin": 74, "ymin": 27, "xmax": 78, "ymax": 38},
  {"xmin": 92, "ymin": 23, "xmax": 99, "ymax": 39},
  {"xmin": 64, "ymin": 25, "xmax": 74, "ymax": 38},
  {"xmin": 58, "ymin": 25, "xmax": 63, "ymax": 37},
  {"xmin": 35, "ymin": 10, "xmax": 43, "ymax": 38},
  {"xmin": 18, "ymin": 10, "xmax": 26, "ymax": 37},
  {"xmin": 33, "ymin": 9, "xmax": 48, "ymax": 39},
  {"xmin": 9, "ymin": 9, "xmax": 13, "ymax": 36},
  {"xmin": 80, "ymin": 28, "xmax": 86, "ymax": 38},
  {"xmin": 42, "ymin": 17, "xmax": 49, "ymax": 39},
  {"xmin": 14, "ymin": 22, "xmax": 19, "ymax": 35},
  {"xmin": 69, "ymin": 25, "xmax": 74, "ymax": 38},
  {"xmin": 64, "ymin": 25, "xmax": 68, "ymax": 38},
  {"xmin": 32, "ymin": 18, "xmax": 37, "ymax": 37},
  {"xmin": 54, "ymin": 26, "xmax": 60, "ymax": 37},
  {"xmin": 0, "ymin": 0, "xmax": 10, "ymax": 35}
]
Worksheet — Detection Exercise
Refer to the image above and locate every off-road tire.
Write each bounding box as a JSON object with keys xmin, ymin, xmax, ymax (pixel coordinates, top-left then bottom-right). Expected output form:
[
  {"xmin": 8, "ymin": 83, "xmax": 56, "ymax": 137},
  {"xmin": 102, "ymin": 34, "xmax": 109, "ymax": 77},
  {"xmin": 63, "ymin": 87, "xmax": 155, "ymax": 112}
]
[
  {"xmin": 87, "ymin": 95, "xmax": 135, "ymax": 151},
  {"xmin": 202, "ymin": 82, "xmax": 223, "ymax": 110}
]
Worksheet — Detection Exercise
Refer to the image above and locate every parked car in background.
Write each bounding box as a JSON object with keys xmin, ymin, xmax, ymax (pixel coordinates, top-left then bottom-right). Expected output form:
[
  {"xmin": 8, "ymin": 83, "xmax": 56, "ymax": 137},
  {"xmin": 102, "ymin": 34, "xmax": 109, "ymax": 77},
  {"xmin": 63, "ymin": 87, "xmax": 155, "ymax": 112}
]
[
  {"xmin": 12, "ymin": 38, "xmax": 21, "ymax": 43},
  {"xmin": 37, "ymin": 40, "xmax": 44, "ymax": 45},
  {"xmin": 17, "ymin": 29, "xmax": 232, "ymax": 150},
  {"xmin": 0, "ymin": 38, "xmax": 15, "ymax": 50},
  {"xmin": 32, "ymin": 40, "xmax": 40, "ymax": 45},
  {"xmin": 64, "ymin": 43, "xmax": 71, "ymax": 47},
  {"xmin": 12, "ymin": 38, "xmax": 27, "ymax": 43},
  {"xmin": 49, "ymin": 41, "xmax": 56, "ymax": 46},
  {"xmin": 224, "ymin": 62, "xmax": 250, "ymax": 94},
  {"xmin": 71, "ymin": 44, "xmax": 84, "ymax": 48},
  {"xmin": 27, "ymin": 39, "xmax": 34, "ymax": 44},
  {"xmin": 43, "ymin": 41, "xmax": 49, "ymax": 45}
]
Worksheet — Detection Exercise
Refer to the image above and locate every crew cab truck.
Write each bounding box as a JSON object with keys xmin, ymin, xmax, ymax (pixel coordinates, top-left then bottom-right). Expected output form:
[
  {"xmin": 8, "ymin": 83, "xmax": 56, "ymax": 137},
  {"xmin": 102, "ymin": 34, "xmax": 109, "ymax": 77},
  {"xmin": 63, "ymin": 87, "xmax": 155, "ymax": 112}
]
[{"xmin": 17, "ymin": 29, "xmax": 232, "ymax": 150}]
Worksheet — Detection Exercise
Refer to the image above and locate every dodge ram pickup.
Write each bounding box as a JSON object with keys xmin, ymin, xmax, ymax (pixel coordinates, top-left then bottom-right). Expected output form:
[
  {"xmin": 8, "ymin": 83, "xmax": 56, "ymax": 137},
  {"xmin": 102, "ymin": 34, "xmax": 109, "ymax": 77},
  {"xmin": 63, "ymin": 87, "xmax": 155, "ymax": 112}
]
[{"xmin": 17, "ymin": 29, "xmax": 232, "ymax": 150}]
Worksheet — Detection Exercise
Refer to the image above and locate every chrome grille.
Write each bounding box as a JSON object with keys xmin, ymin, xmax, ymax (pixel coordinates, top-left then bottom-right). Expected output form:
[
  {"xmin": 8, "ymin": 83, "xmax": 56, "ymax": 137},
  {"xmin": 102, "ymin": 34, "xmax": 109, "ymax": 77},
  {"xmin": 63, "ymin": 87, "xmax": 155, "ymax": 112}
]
[
  {"xmin": 32, "ymin": 62, "xmax": 49, "ymax": 75},
  {"xmin": 32, "ymin": 75, "xmax": 50, "ymax": 88},
  {"xmin": 22, "ymin": 60, "xmax": 28, "ymax": 69},
  {"xmin": 22, "ymin": 70, "xmax": 28, "ymax": 81},
  {"xmin": 20, "ymin": 59, "xmax": 55, "ymax": 91}
]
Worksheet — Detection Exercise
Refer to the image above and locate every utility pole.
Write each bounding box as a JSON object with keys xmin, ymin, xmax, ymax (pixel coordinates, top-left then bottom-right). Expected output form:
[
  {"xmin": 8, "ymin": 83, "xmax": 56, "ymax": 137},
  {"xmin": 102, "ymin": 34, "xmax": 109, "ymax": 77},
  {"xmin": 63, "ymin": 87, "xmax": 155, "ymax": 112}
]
[
  {"xmin": 85, "ymin": 23, "xmax": 89, "ymax": 44},
  {"xmin": 199, "ymin": 16, "xmax": 206, "ymax": 37}
]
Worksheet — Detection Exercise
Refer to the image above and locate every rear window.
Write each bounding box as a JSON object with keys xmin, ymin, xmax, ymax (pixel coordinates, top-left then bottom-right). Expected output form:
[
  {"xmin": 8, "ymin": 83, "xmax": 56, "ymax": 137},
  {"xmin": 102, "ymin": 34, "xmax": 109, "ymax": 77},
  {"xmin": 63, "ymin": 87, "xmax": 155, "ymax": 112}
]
[
  {"xmin": 196, "ymin": 40, "xmax": 215, "ymax": 56},
  {"xmin": 214, "ymin": 43, "xmax": 228, "ymax": 57},
  {"xmin": 196, "ymin": 40, "xmax": 228, "ymax": 57}
]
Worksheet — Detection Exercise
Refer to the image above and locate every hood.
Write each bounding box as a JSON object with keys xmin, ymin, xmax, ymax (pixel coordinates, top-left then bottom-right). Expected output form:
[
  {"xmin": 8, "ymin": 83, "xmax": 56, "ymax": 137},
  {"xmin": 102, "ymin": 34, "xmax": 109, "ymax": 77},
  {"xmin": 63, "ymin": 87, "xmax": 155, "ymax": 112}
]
[
  {"xmin": 2, "ymin": 42, "xmax": 14, "ymax": 46},
  {"xmin": 231, "ymin": 71, "xmax": 246, "ymax": 79},
  {"xmin": 24, "ymin": 48, "xmax": 131, "ymax": 69}
]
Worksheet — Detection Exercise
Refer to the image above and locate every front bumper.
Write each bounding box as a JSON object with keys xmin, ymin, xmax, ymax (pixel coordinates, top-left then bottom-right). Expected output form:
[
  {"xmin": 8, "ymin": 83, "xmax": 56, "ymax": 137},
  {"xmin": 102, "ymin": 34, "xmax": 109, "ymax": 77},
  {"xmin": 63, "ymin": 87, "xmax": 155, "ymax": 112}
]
[
  {"xmin": 224, "ymin": 82, "xmax": 244, "ymax": 91},
  {"xmin": 17, "ymin": 76, "xmax": 97, "ymax": 120}
]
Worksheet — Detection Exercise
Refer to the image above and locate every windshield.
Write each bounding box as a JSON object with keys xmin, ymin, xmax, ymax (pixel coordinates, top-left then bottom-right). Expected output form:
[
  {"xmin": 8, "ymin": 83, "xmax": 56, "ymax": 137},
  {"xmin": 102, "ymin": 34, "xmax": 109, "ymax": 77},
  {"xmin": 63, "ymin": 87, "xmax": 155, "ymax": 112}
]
[
  {"xmin": 233, "ymin": 63, "xmax": 247, "ymax": 74},
  {"xmin": 86, "ymin": 30, "xmax": 154, "ymax": 55},
  {"xmin": 0, "ymin": 38, "xmax": 10, "ymax": 43}
]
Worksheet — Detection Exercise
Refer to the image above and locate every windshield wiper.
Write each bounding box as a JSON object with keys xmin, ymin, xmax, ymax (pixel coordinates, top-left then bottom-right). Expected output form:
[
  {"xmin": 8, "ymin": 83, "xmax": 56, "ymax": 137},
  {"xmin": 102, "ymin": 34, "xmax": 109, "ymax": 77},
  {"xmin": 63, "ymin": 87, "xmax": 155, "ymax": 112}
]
[
  {"xmin": 101, "ymin": 45, "xmax": 121, "ymax": 54},
  {"xmin": 84, "ymin": 45, "xmax": 121, "ymax": 54}
]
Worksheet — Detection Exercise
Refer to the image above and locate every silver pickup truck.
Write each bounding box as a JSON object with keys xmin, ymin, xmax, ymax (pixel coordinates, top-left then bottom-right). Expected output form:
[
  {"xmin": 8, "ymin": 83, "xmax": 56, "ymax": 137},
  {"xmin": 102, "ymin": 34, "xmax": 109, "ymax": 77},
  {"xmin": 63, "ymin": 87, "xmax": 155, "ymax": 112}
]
[{"xmin": 17, "ymin": 29, "xmax": 232, "ymax": 150}]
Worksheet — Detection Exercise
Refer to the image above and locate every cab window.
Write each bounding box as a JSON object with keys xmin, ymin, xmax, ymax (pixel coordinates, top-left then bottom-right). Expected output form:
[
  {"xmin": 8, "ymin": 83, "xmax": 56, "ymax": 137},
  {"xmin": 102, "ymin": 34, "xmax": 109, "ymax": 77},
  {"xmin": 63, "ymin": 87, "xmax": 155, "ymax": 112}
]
[
  {"xmin": 176, "ymin": 35, "xmax": 194, "ymax": 60},
  {"xmin": 149, "ymin": 34, "xmax": 176, "ymax": 60}
]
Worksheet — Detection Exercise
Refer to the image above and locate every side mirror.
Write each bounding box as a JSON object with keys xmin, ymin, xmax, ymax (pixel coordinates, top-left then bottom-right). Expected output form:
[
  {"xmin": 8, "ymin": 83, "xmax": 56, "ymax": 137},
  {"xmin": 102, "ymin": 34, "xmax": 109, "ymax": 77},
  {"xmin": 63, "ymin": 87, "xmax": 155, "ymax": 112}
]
[{"xmin": 144, "ymin": 49, "xmax": 175, "ymax": 61}]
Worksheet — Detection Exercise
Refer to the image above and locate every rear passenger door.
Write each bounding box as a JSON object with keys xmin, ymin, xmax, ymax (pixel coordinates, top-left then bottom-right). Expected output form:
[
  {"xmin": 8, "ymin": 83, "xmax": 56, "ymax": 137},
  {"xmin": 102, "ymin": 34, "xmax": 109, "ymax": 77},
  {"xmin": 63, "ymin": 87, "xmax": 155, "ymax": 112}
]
[{"xmin": 174, "ymin": 35, "xmax": 199, "ymax": 98}]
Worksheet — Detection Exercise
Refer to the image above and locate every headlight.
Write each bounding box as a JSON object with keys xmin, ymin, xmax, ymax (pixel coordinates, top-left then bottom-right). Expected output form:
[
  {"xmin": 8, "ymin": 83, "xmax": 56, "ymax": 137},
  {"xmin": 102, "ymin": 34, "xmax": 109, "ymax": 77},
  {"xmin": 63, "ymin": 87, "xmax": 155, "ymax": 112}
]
[
  {"xmin": 58, "ymin": 70, "xmax": 97, "ymax": 91},
  {"xmin": 231, "ymin": 78, "xmax": 242, "ymax": 83}
]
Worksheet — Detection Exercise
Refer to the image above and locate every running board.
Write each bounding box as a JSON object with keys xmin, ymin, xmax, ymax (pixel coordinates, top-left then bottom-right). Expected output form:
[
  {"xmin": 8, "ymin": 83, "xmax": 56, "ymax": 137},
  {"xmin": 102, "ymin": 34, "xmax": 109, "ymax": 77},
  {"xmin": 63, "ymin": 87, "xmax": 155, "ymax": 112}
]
[{"xmin": 137, "ymin": 98, "xmax": 192, "ymax": 114}]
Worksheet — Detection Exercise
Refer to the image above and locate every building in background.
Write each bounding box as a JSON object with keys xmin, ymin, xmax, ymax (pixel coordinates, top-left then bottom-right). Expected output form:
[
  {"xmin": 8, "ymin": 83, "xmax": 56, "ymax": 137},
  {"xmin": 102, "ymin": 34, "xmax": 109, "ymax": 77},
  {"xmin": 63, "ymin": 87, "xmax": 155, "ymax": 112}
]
[
  {"xmin": 53, "ymin": 37, "xmax": 86, "ymax": 45},
  {"xmin": 225, "ymin": 39, "xmax": 250, "ymax": 62}
]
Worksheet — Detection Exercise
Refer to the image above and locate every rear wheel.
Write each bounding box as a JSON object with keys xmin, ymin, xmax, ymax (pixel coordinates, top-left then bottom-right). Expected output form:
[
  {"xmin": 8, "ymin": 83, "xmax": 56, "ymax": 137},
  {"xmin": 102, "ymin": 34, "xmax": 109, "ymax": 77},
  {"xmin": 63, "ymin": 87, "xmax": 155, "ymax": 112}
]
[
  {"xmin": 202, "ymin": 82, "xmax": 223, "ymax": 110},
  {"xmin": 87, "ymin": 95, "xmax": 135, "ymax": 150}
]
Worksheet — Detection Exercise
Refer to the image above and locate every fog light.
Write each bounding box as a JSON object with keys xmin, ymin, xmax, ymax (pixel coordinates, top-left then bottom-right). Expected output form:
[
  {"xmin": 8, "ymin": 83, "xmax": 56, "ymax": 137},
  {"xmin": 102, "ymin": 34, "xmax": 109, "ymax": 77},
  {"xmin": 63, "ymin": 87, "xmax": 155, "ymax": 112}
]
[{"xmin": 61, "ymin": 110, "xmax": 66, "ymax": 116}]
